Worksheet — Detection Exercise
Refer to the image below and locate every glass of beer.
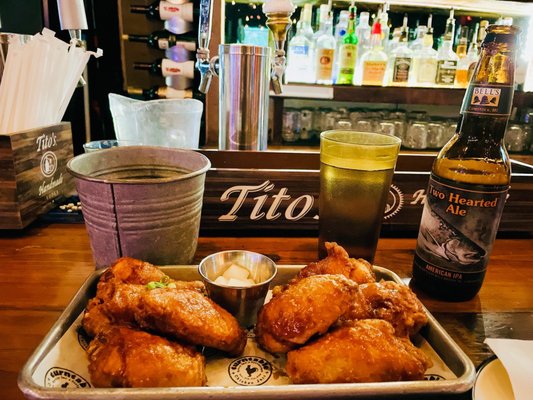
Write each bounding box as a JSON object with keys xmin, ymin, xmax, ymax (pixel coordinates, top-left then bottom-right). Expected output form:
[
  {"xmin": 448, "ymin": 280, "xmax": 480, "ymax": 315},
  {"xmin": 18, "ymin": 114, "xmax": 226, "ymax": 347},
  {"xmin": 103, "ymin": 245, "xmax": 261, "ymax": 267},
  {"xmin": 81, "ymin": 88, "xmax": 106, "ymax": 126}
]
[{"xmin": 319, "ymin": 130, "xmax": 401, "ymax": 263}]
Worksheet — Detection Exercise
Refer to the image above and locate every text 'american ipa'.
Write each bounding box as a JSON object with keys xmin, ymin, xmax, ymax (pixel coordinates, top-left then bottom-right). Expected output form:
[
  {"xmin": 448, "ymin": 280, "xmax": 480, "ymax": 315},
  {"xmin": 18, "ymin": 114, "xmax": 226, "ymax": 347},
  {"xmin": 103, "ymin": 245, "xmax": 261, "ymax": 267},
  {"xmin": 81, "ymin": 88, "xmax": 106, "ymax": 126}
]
[{"xmin": 411, "ymin": 25, "xmax": 519, "ymax": 301}]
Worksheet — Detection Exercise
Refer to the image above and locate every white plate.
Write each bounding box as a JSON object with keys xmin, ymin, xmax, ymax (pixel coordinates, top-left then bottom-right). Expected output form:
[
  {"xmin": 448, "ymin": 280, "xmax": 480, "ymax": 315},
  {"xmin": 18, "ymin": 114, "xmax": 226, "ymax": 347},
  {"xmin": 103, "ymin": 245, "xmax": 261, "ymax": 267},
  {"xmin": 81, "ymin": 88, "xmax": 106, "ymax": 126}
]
[{"xmin": 473, "ymin": 357, "xmax": 515, "ymax": 400}]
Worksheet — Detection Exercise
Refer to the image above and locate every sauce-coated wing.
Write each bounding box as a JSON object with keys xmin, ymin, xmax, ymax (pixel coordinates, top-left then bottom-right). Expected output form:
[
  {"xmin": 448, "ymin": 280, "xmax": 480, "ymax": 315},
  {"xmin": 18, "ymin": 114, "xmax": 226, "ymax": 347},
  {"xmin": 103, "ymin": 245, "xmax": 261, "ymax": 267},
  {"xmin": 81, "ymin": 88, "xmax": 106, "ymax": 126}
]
[
  {"xmin": 136, "ymin": 287, "xmax": 247, "ymax": 356},
  {"xmin": 339, "ymin": 280, "xmax": 428, "ymax": 337},
  {"xmin": 291, "ymin": 242, "xmax": 375, "ymax": 285},
  {"xmin": 255, "ymin": 274, "xmax": 358, "ymax": 353},
  {"xmin": 87, "ymin": 326, "xmax": 206, "ymax": 387},
  {"xmin": 85, "ymin": 283, "xmax": 246, "ymax": 356},
  {"xmin": 286, "ymin": 319, "xmax": 431, "ymax": 384}
]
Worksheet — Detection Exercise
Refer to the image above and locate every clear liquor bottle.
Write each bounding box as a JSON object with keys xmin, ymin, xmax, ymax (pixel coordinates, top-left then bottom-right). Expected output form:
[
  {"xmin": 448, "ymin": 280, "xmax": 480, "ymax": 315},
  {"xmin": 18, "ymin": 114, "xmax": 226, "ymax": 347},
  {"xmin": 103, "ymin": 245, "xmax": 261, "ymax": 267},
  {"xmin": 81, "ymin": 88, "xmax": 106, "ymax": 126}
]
[
  {"xmin": 315, "ymin": 12, "xmax": 336, "ymax": 85},
  {"xmin": 410, "ymin": 25, "xmax": 427, "ymax": 52},
  {"xmin": 332, "ymin": 10, "xmax": 350, "ymax": 83},
  {"xmin": 379, "ymin": 3, "xmax": 391, "ymax": 52},
  {"xmin": 286, "ymin": 18, "xmax": 315, "ymax": 83},
  {"xmin": 435, "ymin": 9, "xmax": 459, "ymax": 86},
  {"xmin": 410, "ymin": 22, "xmax": 438, "ymax": 87},
  {"xmin": 387, "ymin": 14, "xmax": 412, "ymax": 87},
  {"xmin": 336, "ymin": 5, "xmax": 358, "ymax": 85},
  {"xmin": 359, "ymin": 21, "xmax": 388, "ymax": 86},
  {"xmin": 313, "ymin": 4, "xmax": 330, "ymax": 41},
  {"xmin": 355, "ymin": 12, "xmax": 371, "ymax": 67}
]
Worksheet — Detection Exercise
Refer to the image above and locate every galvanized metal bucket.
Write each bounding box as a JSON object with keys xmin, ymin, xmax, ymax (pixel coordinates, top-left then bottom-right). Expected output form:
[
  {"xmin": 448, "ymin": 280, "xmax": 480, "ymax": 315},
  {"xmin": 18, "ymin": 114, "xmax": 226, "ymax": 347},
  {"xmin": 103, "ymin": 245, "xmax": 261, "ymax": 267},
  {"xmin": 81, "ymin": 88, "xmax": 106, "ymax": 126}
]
[{"xmin": 67, "ymin": 146, "xmax": 210, "ymax": 268}]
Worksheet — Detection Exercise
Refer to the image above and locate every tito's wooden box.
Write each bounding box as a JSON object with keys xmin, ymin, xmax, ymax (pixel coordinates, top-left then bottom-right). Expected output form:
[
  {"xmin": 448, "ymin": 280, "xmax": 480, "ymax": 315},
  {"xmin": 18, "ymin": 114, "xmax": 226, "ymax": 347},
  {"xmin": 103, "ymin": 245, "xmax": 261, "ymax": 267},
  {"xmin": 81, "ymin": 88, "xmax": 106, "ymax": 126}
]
[
  {"xmin": 198, "ymin": 150, "xmax": 533, "ymax": 235},
  {"xmin": 0, "ymin": 122, "xmax": 75, "ymax": 229}
]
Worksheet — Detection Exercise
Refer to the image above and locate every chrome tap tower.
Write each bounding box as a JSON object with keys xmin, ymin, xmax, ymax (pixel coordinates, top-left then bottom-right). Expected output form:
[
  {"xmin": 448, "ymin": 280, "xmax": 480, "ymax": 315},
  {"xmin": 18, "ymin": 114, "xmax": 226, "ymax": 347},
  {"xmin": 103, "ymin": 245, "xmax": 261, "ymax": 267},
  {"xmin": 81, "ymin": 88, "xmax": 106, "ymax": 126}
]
[{"xmin": 196, "ymin": 0, "xmax": 294, "ymax": 150}]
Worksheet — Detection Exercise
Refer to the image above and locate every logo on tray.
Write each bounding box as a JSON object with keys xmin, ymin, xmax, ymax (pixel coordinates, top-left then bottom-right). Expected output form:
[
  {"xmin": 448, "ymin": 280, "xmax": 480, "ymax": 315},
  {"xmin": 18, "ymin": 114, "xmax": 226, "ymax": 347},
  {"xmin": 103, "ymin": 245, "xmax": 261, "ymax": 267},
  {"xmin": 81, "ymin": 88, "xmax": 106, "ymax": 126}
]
[
  {"xmin": 40, "ymin": 151, "xmax": 57, "ymax": 177},
  {"xmin": 424, "ymin": 374, "xmax": 446, "ymax": 381},
  {"xmin": 45, "ymin": 367, "xmax": 91, "ymax": 388},
  {"xmin": 228, "ymin": 356, "xmax": 272, "ymax": 385}
]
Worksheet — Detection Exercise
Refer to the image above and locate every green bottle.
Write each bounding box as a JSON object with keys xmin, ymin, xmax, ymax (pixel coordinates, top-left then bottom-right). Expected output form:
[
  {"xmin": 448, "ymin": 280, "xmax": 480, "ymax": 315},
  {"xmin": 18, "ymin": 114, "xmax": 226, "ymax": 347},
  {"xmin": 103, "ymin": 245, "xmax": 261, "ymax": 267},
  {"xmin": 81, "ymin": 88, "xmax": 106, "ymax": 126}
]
[{"xmin": 336, "ymin": 5, "xmax": 358, "ymax": 85}]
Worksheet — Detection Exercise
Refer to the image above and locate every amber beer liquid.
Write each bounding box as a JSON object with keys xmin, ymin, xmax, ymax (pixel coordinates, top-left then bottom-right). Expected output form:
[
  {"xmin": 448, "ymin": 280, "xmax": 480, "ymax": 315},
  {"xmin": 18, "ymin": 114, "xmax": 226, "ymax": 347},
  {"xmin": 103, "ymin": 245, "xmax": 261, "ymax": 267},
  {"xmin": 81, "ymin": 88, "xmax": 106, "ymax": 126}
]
[
  {"xmin": 319, "ymin": 131, "xmax": 401, "ymax": 263},
  {"xmin": 412, "ymin": 25, "xmax": 518, "ymax": 301}
]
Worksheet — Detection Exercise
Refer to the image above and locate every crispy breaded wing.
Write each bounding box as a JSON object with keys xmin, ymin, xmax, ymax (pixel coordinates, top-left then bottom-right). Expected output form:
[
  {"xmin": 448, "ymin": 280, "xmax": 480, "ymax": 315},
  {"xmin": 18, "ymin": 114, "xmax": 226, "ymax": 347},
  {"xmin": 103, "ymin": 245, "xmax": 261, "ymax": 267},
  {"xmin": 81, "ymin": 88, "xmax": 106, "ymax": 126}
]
[
  {"xmin": 84, "ymin": 283, "xmax": 246, "ymax": 356},
  {"xmin": 87, "ymin": 326, "xmax": 206, "ymax": 387},
  {"xmin": 291, "ymin": 242, "xmax": 375, "ymax": 285},
  {"xmin": 339, "ymin": 280, "xmax": 428, "ymax": 337},
  {"xmin": 97, "ymin": 257, "xmax": 206, "ymax": 295},
  {"xmin": 286, "ymin": 319, "xmax": 431, "ymax": 384},
  {"xmin": 255, "ymin": 274, "xmax": 358, "ymax": 353},
  {"xmin": 135, "ymin": 287, "xmax": 247, "ymax": 356}
]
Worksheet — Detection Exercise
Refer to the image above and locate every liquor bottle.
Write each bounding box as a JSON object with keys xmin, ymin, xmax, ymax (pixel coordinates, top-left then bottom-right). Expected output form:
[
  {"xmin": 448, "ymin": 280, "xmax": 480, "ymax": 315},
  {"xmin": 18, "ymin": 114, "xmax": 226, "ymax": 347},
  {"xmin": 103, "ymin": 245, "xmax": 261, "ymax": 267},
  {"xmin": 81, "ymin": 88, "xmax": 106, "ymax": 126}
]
[
  {"xmin": 411, "ymin": 25, "xmax": 519, "ymax": 301},
  {"xmin": 455, "ymin": 25, "xmax": 469, "ymax": 58},
  {"xmin": 359, "ymin": 21, "xmax": 387, "ymax": 86},
  {"xmin": 435, "ymin": 9, "xmax": 459, "ymax": 86},
  {"xmin": 300, "ymin": 3, "xmax": 315, "ymax": 42},
  {"xmin": 286, "ymin": 12, "xmax": 314, "ymax": 84},
  {"xmin": 410, "ymin": 20, "xmax": 438, "ymax": 87},
  {"xmin": 379, "ymin": 3, "xmax": 391, "ymax": 52},
  {"xmin": 336, "ymin": 5, "xmax": 358, "ymax": 85},
  {"xmin": 456, "ymin": 23, "xmax": 479, "ymax": 88},
  {"xmin": 313, "ymin": 4, "xmax": 330, "ymax": 41},
  {"xmin": 122, "ymin": 30, "xmax": 196, "ymax": 51},
  {"xmin": 127, "ymin": 86, "xmax": 194, "ymax": 99},
  {"xmin": 334, "ymin": 10, "xmax": 350, "ymax": 42},
  {"xmin": 355, "ymin": 12, "xmax": 371, "ymax": 67},
  {"xmin": 332, "ymin": 10, "xmax": 350, "ymax": 83},
  {"xmin": 409, "ymin": 25, "xmax": 428, "ymax": 52},
  {"xmin": 477, "ymin": 20, "xmax": 489, "ymax": 51},
  {"xmin": 131, "ymin": 1, "xmax": 196, "ymax": 22},
  {"xmin": 315, "ymin": 12, "xmax": 336, "ymax": 85},
  {"xmin": 387, "ymin": 14, "xmax": 412, "ymax": 87},
  {"xmin": 134, "ymin": 59, "xmax": 195, "ymax": 78}
]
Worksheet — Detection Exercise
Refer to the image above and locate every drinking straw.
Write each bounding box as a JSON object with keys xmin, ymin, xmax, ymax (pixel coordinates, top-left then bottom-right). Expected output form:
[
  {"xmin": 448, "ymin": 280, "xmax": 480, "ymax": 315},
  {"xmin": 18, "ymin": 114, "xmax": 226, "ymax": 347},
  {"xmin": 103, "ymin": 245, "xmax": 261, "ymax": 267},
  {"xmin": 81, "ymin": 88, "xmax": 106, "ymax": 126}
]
[
  {"xmin": 0, "ymin": 41, "xmax": 23, "ymax": 134},
  {"xmin": 55, "ymin": 45, "xmax": 102, "ymax": 121},
  {"xmin": 0, "ymin": 28, "xmax": 101, "ymax": 134}
]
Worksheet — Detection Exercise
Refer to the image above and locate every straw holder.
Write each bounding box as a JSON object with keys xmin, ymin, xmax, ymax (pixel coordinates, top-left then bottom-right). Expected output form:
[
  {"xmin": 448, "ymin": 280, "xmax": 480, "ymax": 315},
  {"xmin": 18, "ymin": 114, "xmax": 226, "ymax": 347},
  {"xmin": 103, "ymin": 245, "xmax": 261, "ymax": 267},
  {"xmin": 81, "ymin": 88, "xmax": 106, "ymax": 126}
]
[{"xmin": 0, "ymin": 122, "xmax": 75, "ymax": 229}]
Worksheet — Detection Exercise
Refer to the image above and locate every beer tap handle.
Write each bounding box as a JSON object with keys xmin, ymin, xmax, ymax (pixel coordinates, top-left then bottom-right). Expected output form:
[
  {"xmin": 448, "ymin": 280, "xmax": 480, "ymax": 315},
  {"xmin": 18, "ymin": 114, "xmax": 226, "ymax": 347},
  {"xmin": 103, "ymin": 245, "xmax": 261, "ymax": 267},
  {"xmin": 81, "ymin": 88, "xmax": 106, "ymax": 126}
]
[
  {"xmin": 270, "ymin": 49, "xmax": 285, "ymax": 94},
  {"xmin": 197, "ymin": 0, "xmax": 214, "ymax": 93}
]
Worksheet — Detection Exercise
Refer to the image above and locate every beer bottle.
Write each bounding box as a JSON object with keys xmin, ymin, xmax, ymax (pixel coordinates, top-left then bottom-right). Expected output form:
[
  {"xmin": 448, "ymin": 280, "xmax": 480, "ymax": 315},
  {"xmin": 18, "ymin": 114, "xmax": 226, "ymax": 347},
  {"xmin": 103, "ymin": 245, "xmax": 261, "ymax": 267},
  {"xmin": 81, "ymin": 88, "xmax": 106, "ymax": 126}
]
[{"xmin": 411, "ymin": 25, "xmax": 519, "ymax": 301}]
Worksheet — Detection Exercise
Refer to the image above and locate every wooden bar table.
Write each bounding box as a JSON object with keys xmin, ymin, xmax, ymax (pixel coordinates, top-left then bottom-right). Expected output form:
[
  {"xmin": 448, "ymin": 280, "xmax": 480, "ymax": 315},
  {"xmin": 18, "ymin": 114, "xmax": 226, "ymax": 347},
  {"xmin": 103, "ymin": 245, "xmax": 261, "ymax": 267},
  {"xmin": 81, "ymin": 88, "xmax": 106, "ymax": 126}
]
[{"xmin": 1, "ymin": 221, "xmax": 532, "ymax": 399}]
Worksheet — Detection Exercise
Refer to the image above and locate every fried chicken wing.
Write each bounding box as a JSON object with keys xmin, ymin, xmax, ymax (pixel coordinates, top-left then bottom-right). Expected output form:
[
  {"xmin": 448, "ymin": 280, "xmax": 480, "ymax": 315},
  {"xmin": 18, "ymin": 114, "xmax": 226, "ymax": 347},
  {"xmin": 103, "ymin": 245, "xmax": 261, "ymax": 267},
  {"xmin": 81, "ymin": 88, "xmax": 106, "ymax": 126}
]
[
  {"xmin": 87, "ymin": 326, "xmax": 206, "ymax": 387},
  {"xmin": 97, "ymin": 257, "xmax": 206, "ymax": 298},
  {"xmin": 286, "ymin": 319, "xmax": 431, "ymax": 384},
  {"xmin": 136, "ymin": 287, "xmax": 247, "ymax": 356},
  {"xmin": 291, "ymin": 242, "xmax": 375, "ymax": 285},
  {"xmin": 338, "ymin": 280, "xmax": 428, "ymax": 337},
  {"xmin": 255, "ymin": 274, "xmax": 358, "ymax": 353},
  {"xmin": 84, "ymin": 283, "xmax": 246, "ymax": 356}
]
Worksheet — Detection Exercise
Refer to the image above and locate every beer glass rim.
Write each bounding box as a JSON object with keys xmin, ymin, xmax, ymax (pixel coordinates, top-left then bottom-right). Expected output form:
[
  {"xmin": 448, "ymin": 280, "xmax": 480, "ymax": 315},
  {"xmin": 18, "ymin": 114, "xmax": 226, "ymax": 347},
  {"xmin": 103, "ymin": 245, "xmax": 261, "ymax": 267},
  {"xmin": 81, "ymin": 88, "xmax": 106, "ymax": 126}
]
[{"xmin": 320, "ymin": 130, "xmax": 402, "ymax": 148}]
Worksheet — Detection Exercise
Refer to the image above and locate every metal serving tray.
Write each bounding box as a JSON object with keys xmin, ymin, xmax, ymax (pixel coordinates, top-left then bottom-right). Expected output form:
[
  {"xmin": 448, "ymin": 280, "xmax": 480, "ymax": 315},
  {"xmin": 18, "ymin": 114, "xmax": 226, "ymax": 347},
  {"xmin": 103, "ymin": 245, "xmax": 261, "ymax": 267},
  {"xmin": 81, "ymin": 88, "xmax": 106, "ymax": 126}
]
[{"xmin": 19, "ymin": 265, "xmax": 476, "ymax": 399}]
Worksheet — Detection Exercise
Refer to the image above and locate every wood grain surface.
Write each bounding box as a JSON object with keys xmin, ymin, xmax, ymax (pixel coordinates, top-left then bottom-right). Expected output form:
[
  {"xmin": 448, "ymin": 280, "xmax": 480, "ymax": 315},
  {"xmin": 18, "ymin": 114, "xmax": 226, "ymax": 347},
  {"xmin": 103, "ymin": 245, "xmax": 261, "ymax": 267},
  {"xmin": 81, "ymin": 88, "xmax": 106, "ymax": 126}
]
[{"xmin": 0, "ymin": 221, "xmax": 532, "ymax": 399}]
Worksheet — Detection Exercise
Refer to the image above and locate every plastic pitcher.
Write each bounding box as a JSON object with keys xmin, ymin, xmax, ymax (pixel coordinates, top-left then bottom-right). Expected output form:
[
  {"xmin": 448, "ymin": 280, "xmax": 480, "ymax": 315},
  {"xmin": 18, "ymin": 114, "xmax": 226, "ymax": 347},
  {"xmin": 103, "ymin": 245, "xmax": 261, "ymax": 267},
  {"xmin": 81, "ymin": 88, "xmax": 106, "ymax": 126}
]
[{"xmin": 108, "ymin": 93, "xmax": 203, "ymax": 149}]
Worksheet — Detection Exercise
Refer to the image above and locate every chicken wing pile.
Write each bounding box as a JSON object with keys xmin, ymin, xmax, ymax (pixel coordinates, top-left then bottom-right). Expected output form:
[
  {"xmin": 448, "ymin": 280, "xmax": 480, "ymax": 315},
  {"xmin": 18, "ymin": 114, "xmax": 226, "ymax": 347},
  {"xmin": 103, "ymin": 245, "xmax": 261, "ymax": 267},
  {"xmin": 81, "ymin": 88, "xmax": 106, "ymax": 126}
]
[
  {"xmin": 255, "ymin": 242, "xmax": 431, "ymax": 384},
  {"xmin": 82, "ymin": 257, "xmax": 247, "ymax": 388}
]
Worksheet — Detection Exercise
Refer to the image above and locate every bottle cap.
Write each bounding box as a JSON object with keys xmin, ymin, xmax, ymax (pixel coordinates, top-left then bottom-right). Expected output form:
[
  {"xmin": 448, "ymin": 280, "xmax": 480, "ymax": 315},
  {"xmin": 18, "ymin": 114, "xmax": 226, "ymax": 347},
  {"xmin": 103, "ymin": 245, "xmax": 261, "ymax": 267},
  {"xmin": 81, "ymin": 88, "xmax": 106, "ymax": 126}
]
[{"xmin": 372, "ymin": 21, "xmax": 382, "ymax": 35}]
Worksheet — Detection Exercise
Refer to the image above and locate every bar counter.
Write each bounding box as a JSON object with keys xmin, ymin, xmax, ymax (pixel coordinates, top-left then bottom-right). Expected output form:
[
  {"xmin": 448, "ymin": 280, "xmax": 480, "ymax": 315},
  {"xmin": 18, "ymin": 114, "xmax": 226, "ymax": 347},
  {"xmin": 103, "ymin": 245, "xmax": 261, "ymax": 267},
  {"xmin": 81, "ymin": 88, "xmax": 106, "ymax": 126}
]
[{"xmin": 1, "ymin": 222, "xmax": 532, "ymax": 399}]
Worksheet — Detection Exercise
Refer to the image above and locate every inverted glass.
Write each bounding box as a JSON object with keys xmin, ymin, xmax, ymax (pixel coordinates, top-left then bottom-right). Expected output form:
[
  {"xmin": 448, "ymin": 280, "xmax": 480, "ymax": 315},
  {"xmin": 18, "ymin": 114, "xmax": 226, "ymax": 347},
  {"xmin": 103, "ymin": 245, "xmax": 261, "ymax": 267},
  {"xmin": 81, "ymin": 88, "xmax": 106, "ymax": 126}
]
[{"xmin": 319, "ymin": 130, "xmax": 401, "ymax": 263}]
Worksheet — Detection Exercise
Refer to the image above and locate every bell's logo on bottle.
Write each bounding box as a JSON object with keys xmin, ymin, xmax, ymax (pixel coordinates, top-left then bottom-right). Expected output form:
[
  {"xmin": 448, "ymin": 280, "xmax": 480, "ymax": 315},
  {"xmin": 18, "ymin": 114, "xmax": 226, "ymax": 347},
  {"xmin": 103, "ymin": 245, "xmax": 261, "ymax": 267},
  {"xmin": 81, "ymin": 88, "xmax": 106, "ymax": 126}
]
[
  {"xmin": 462, "ymin": 84, "xmax": 513, "ymax": 116},
  {"xmin": 471, "ymin": 87, "xmax": 501, "ymax": 107}
]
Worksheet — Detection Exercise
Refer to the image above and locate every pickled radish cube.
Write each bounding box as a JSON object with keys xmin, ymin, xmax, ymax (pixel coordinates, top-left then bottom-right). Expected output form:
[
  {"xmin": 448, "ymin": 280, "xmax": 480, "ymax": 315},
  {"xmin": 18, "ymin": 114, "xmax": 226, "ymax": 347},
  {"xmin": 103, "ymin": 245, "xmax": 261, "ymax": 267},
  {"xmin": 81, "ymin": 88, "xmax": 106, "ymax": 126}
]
[
  {"xmin": 214, "ymin": 276, "xmax": 228, "ymax": 285},
  {"xmin": 222, "ymin": 263, "xmax": 250, "ymax": 280},
  {"xmin": 227, "ymin": 277, "xmax": 253, "ymax": 287}
]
